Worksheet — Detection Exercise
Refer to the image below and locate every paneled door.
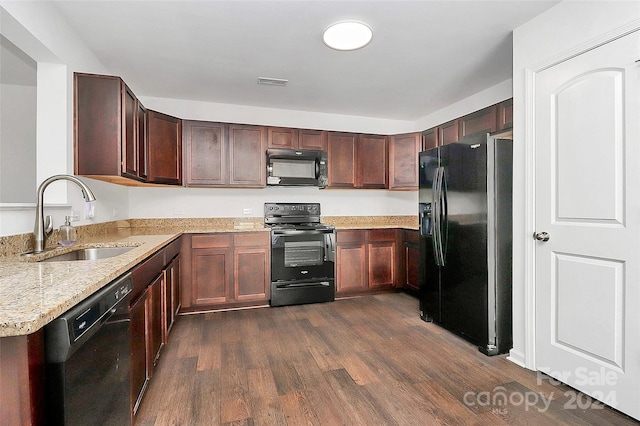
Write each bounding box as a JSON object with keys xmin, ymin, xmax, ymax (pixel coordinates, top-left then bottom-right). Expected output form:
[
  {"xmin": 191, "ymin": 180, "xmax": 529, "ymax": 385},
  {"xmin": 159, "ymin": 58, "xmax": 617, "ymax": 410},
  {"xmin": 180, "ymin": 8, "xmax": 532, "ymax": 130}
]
[{"xmin": 534, "ymin": 31, "xmax": 640, "ymax": 419}]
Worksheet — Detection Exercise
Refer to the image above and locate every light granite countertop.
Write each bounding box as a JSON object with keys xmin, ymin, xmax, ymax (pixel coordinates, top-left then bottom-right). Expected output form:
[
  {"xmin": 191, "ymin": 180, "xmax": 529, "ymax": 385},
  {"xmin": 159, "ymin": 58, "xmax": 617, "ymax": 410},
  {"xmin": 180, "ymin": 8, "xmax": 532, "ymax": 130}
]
[
  {"xmin": 0, "ymin": 233, "xmax": 181, "ymax": 337},
  {"xmin": 0, "ymin": 216, "xmax": 417, "ymax": 338}
]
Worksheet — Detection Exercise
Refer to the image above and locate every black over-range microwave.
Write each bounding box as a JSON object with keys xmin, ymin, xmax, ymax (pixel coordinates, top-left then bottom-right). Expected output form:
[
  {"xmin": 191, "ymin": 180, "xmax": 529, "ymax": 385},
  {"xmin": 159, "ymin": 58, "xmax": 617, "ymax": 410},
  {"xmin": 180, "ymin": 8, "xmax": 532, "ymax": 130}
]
[{"xmin": 266, "ymin": 149, "xmax": 328, "ymax": 188}]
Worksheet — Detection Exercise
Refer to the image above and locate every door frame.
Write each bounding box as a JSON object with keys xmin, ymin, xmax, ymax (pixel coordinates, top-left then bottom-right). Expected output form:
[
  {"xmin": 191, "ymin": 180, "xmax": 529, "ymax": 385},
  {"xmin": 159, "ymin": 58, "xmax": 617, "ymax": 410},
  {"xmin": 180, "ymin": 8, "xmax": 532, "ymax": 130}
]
[{"xmin": 519, "ymin": 21, "xmax": 640, "ymax": 370}]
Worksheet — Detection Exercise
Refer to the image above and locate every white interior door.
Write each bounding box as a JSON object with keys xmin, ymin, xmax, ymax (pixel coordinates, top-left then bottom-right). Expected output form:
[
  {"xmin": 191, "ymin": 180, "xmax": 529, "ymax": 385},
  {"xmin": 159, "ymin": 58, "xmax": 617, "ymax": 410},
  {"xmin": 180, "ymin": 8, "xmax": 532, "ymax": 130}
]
[{"xmin": 534, "ymin": 31, "xmax": 640, "ymax": 420}]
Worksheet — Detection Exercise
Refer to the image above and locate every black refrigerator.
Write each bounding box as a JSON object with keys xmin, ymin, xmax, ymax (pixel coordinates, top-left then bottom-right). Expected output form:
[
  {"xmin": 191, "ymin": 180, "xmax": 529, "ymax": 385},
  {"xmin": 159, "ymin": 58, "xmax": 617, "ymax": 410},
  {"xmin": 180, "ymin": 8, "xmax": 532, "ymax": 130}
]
[{"xmin": 419, "ymin": 133, "xmax": 513, "ymax": 355}]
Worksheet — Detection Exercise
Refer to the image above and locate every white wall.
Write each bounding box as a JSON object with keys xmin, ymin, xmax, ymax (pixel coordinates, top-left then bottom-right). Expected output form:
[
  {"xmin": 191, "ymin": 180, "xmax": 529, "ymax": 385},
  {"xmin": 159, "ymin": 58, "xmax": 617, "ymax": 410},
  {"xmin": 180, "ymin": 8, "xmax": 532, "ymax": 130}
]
[
  {"xmin": 0, "ymin": 84, "xmax": 36, "ymax": 203},
  {"xmin": 129, "ymin": 185, "xmax": 416, "ymax": 219},
  {"xmin": 0, "ymin": 1, "xmax": 112, "ymax": 236},
  {"xmin": 511, "ymin": 0, "xmax": 640, "ymax": 369}
]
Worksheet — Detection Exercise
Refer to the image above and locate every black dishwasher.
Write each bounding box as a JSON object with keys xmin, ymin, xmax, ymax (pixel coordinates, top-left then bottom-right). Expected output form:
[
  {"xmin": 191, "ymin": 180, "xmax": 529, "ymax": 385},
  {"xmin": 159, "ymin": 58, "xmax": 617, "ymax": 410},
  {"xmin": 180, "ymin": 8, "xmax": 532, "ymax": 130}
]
[{"xmin": 44, "ymin": 273, "xmax": 133, "ymax": 426}]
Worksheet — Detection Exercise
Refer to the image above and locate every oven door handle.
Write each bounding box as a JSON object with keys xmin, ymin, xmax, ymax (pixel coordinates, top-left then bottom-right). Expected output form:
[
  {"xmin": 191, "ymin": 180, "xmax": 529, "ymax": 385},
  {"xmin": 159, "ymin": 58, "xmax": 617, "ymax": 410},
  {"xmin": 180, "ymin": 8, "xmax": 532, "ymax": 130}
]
[
  {"xmin": 271, "ymin": 229, "xmax": 335, "ymax": 236},
  {"xmin": 324, "ymin": 232, "xmax": 336, "ymax": 262}
]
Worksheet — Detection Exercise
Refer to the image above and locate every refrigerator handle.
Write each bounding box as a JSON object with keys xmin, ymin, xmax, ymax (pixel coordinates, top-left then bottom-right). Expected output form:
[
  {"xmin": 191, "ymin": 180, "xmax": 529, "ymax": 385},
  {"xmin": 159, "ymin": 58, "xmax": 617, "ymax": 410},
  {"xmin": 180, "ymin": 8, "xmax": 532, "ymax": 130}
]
[
  {"xmin": 433, "ymin": 167, "xmax": 444, "ymax": 266},
  {"xmin": 439, "ymin": 167, "xmax": 448, "ymax": 266}
]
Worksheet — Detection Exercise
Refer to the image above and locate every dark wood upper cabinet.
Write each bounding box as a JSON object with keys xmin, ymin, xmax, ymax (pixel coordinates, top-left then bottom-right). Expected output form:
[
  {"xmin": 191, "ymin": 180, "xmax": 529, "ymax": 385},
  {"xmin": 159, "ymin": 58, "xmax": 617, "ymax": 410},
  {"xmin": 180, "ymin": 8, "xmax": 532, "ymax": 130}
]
[
  {"xmin": 147, "ymin": 110, "xmax": 182, "ymax": 185},
  {"xmin": 123, "ymin": 85, "xmax": 138, "ymax": 178},
  {"xmin": 422, "ymin": 127, "xmax": 439, "ymax": 151},
  {"xmin": 328, "ymin": 132, "xmax": 387, "ymax": 189},
  {"xmin": 184, "ymin": 120, "xmax": 227, "ymax": 186},
  {"xmin": 327, "ymin": 132, "xmax": 358, "ymax": 188},
  {"xmin": 298, "ymin": 129, "xmax": 328, "ymax": 151},
  {"xmin": 184, "ymin": 122, "xmax": 265, "ymax": 187},
  {"xmin": 75, "ymin": 73, "xmax": 179, "ymax": 185},
  {"xmin": 389, "ymin": 132, "xmax": 420, "ymax": 190},
  {"xmin": 228, "ymin": 124, "xmax": 266, "ymax": 187},
  {"xmin": 75, "ymin": 73, "xmax": 147, "ymax": 182},
  {"xmin": 497, "ymin": 98, "xmax": 513, "ymax": 131},
  {"xmin": 137, "ymin": 102, "xmax": 148, "ymax": 181},
  {"xmin": 460, "ymin": 105, "xmax": 498, "ymax": 138},
  {"xmin": 358, "ymin": 134, "xmax": 388, "ymax": 189},
  {"xmin": 267, "ymin": 127, "xmax": 298, "ymax": 150},
  {"xmin": 439, "ymin": 119, "xmax": 460, "ymax": 145}
]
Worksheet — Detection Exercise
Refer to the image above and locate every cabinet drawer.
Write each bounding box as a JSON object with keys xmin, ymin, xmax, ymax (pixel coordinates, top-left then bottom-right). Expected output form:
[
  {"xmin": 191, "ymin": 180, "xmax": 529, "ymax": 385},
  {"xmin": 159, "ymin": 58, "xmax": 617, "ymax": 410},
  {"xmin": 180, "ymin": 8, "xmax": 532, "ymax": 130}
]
[
  {"xmin": 337, "ymin": 229, "xmax": 366, "ymax": 244},
  {"xmin": 131, "ymin": 250, "xmax": 164, "ymax": 301},
  {"xmin": 163, "ymin": 237, "xmax": 181, "ymax": 263},
  {"xmin": 233, "ymin": 232, "xmax": 269, "ymax": 247},
  {"xmin": 368, "ymin": 229, "xmax": 397, "ymax": 242},
  {"xmin": 191, "ymin": 234, "xmax": 232, "ymax": 249}
]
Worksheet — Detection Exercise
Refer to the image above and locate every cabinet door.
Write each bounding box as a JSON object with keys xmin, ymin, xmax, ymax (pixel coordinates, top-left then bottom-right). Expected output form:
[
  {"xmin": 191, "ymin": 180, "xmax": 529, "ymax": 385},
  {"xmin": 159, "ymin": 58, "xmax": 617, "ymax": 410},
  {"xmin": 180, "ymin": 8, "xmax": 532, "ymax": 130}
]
[
  {"xmin": 147, "ymin": 110, "xmax": 182, "ymax": 185},
  {"xmin": 234, "ymin": 246, "xmax": 269, "ymax": 301},
  {"xmin": 439, "ymin": 119, "xmax": 460, "ymax": 145},
  {"xmin": 405, "ymin": 243, "xmax": 420, "ymax": 291},
  {"xmin": 148, "ymin": 274, "xmax": 164, "ymax": 372},
  {"xmin": 328, "ymin": 132, "xmax": 358, "ymax": 188},
  {"xmin": 122, "ymin": 84, "xmax": 138, "ymax": 179},
  {"xmin": 368, "ymin": 241, "xmax": 396, "ymax": 289},
  {"xmin": 497, "ymin": 98, "xmax": 513, "ymax": 131},
  {"xmin": 389, "ymin": 133, "xmax": 420, "ymax": 190},
  {"xmin": 267, "ymin": 127, "xmax": 298, "ymax": 149},
  {"xmin": 298, "ymin": 129, "xmax": 327, "ymax": 151},
  {"xmin": 74, "ymin": 73, "xmax": 122, "ymax": 176},
  {"xmin": 130, "ymin": 290, "xmax": 149, "ymax": 415},
  {"xmin": 460, "ymin": 105, "xmax": 497, "ymax": 138},
  {"xmin": 422, "ymin": 127, "xmax": 439, "ymax": 151},
  {"xmin": 336, "ymin": 230, "xmax": 367, "ymax": 293},
  {"xmin": 184, "ymin": 120, "xmax": 227, "ymax": 186},
  {"xmin": 192, "ymin": 248, "xmax": 232, "ymax": 305},
  {"xmin": 358, "ymin": 134, "xmax": 388, "ymax": 189},
  {"xmin": 137, "ymin": 102, "xmax": 148, "ymax": 181},
  {"xmin": 336, "ymin": 243, "xmax": 367, "ymax": 293},
  {"xmin": 228, "ymin": 124, "xmax": 266, "ymax": 187},
  {"xmin": 162, "ymin": 261, "xmax": 173, "ymax": 343},
  {"xmin": 170, "ymin": 256, "xmax": 181, "ymax": 328}
]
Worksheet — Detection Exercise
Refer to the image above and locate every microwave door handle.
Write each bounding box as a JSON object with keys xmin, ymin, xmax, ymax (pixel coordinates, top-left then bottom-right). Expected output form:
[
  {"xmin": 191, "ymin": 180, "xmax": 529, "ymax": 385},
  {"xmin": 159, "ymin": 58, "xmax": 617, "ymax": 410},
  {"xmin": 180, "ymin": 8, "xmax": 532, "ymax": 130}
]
[{"xmin": 315, "ymin": 158, "xmax": 320, "ymax": 179}]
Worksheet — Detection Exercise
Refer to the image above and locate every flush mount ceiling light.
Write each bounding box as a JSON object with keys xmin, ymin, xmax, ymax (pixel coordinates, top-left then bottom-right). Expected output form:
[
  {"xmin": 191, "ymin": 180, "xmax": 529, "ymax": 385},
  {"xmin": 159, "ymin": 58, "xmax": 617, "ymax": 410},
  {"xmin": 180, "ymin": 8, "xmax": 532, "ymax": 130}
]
[
  {"xmin": 322, "ymin": 21, "xmax": 373, "ymax": 51},
  {"xmin": 258, "ymin": 77, "xmax": 288, "ymax": 86}
]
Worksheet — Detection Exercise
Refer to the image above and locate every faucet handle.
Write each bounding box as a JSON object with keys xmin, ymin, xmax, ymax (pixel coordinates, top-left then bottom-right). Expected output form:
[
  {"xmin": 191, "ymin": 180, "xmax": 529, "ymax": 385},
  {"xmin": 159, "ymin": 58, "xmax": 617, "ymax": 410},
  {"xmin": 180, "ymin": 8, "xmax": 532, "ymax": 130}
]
[{"xmin": 44, "ymin": 215, "xmax": 53, "ymax": 235}]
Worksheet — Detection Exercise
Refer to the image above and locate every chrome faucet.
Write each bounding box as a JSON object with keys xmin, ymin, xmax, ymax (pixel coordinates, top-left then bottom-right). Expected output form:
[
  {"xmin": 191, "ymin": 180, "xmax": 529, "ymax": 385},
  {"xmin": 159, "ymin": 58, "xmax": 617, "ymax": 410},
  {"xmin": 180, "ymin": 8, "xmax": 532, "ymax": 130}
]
[{"xmin": 33, "ymin": 175, "xmax": 97, "ymax": 253}]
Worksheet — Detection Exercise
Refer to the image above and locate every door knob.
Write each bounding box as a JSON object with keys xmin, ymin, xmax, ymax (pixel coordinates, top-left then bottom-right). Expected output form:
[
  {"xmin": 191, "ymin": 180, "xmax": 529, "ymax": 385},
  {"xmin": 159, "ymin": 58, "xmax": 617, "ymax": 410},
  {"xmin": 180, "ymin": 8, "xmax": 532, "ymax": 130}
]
[{"xmin": 534, "ymin": 232, "xmax": 550, "ymax": 242}]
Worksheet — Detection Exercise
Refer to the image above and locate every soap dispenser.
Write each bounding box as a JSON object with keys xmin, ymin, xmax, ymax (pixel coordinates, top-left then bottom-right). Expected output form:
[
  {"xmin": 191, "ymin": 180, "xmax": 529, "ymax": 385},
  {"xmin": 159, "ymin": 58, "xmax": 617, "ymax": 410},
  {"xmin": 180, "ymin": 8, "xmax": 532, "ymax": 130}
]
[{"xmin": 59, "ymin": 216, "xmax": 77, "ymax": 246}]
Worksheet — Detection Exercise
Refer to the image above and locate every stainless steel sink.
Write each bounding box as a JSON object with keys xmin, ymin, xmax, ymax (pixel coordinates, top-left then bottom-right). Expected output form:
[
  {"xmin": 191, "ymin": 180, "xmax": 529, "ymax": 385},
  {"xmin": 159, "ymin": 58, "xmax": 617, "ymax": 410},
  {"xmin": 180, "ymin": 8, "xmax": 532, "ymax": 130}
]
[{"xmin": 39, "ymin": 246, "xmax": 135, "ymax": 262}]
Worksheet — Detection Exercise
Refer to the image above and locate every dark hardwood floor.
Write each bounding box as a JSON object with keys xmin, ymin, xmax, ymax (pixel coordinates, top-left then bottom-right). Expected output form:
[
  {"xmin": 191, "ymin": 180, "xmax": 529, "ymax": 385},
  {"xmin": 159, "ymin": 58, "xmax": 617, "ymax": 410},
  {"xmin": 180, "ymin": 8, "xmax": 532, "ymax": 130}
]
[{"xmin": 135, "ymin": 293, "xmax": 637, "ymax": 425}]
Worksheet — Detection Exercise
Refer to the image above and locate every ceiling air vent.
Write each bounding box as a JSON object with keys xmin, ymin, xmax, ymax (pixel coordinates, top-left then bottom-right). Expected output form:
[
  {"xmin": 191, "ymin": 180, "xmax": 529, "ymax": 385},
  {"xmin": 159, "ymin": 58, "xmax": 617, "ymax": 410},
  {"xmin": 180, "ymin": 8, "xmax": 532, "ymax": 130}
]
[{"xmin": 257, "ymin": 77, "xmax": 288, "ymax": 87}]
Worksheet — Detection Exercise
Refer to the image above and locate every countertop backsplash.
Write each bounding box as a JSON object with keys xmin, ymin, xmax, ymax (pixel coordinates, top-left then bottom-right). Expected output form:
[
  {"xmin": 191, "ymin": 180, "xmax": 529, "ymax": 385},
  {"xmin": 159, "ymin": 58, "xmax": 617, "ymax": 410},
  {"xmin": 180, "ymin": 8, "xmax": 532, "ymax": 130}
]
[{"xmin": 0, "ymin": 216, "xmax": 418, "ymax": 258}]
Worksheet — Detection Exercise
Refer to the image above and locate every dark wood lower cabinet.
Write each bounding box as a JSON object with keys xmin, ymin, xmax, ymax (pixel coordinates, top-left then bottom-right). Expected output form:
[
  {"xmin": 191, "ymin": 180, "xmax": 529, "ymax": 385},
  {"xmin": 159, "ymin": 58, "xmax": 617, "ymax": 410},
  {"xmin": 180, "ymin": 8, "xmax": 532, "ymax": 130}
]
[
  {"xmin": 130, "ymin": 288, "xmax": 149, "ymax": 416},
  {"xmin": 163, "ymin": 256, "xmax": 180, "ymax": 342},
  {"xmin": 130, "ymin": 237, "xmax": 182, "ymax": 420},
  {"xmin": 336, "ymin": 230, "xmax": 368, "ymax": 293},
  {"xmin": 148, "ymin": 274, "xmax": 164, "ymax": 371},
  {"xmin": 181, "ymin": 232, "xmax": 270, "ymax": 312},
  {"xmin": 336, "ymin": 229, "xmax": 399, "ymax": 296},
  {"xmin": 402, "ymin": 230, "xmax": 420, "ymax": 292}
]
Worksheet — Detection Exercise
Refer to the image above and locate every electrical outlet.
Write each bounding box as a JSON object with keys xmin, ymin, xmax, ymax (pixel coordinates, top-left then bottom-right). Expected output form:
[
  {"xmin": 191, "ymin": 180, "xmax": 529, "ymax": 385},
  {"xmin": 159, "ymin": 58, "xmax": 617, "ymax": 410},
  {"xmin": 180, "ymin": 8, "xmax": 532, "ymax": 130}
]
[
  {"xmin": 70, "ymin": 211, "xmax": 80, "ymax": 221},
  {"xmin": 243, "ymin": 208, "xmax": 252, "ymax": 215},
  {"xmin": 173, "ymin": 208, "xmax": 185, "ymax": 216},
  {"xmin": 112, "ymin": 208, "xmax": 118, "ymax": 218}
]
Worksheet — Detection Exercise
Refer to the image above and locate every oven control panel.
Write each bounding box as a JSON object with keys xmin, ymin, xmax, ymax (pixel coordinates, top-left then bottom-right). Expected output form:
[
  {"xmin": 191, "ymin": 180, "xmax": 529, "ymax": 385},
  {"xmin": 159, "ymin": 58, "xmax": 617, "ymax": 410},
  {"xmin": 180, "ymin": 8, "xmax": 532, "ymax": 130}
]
[
  {"xmin": 264, "ymin": 203, "xmax": 322, "ymax": 225},
  {"xmin": 264, "ymin": 203, "xmax": 320, "ymax": 215}
]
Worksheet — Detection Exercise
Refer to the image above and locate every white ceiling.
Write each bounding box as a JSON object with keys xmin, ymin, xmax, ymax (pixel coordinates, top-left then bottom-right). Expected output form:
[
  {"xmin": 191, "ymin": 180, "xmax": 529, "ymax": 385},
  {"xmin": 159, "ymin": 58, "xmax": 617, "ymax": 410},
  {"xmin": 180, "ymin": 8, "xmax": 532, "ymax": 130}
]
[{"xmin": 51, "ymin": 0, "xmax": 558, "ymax": 121}]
